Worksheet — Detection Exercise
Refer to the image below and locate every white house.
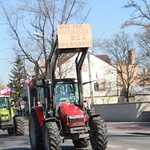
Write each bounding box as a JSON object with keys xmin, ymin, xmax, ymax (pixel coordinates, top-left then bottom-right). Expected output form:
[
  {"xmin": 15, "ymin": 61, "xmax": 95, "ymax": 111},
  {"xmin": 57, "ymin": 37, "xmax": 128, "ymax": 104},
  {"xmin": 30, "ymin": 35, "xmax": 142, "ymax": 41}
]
[{"xmin": 57, "ymin": 51, "xmax": 118, "ymax": 105}]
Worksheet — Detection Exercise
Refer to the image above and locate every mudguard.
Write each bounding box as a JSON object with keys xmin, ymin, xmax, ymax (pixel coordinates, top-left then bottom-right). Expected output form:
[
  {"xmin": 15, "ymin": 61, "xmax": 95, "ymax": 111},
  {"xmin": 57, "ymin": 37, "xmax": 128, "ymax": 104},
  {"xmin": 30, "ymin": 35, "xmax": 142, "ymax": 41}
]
[
  {"xmin": 89, "ymin": 114, "xmax": 102, "ymax": 126},
  {"xmin": 31, "ymin": 106, "xmax": 44, "ymax": 127}
]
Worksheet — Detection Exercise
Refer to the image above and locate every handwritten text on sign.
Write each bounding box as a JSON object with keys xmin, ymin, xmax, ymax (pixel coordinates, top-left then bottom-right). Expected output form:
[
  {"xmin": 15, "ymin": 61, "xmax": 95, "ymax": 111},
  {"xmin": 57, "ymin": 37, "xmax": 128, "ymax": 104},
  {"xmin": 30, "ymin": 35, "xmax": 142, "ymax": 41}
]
[{"xmin": 58, "ymin": 24, "xmax": 92, "ymax": 48}]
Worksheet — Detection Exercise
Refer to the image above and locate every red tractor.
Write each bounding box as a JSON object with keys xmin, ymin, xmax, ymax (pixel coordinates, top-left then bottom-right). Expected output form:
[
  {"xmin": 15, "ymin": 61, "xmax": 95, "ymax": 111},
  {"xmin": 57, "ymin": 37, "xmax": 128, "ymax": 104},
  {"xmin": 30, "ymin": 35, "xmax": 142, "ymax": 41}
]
[{"xmin": 29, "ymin": 26, "xmax": 108, "ymax": 150}]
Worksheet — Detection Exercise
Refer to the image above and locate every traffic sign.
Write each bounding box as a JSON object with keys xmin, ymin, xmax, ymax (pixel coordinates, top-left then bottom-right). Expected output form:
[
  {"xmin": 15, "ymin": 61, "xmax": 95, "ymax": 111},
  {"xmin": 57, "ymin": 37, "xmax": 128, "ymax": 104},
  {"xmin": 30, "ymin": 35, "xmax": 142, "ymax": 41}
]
[{"xmin": 20, "ymin": 100, "xmax": 25, "ymax": 105}]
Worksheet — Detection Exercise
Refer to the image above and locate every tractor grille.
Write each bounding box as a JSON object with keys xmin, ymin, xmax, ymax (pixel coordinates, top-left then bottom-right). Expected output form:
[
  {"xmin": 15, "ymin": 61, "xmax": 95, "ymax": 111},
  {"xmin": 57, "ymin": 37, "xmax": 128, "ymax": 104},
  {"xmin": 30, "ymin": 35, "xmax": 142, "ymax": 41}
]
[{"xmin": 68, "ymin": 117, "xmax": 84, "ymax": 123}]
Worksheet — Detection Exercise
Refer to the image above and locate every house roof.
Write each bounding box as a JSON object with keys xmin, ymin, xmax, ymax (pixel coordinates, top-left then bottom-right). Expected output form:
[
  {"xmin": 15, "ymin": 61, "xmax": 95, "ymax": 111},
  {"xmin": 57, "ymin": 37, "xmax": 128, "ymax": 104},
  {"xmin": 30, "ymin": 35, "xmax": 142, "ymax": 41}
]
[
  {"xmin": 58, "ymin": 53, "xmax": 112, "ymax": 66},
  {"xmin": 96, "ymin": 55, "xmax": 111, "ymax": 64}
]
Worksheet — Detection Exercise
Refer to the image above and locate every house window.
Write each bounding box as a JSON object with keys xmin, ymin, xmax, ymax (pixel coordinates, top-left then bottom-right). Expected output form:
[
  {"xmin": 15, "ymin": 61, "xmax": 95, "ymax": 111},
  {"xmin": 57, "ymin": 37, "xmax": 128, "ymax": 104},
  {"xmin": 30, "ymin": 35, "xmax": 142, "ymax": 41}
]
[{"xmin": 98, "ymin": 78, "xmax": 106, "ymax": 91}]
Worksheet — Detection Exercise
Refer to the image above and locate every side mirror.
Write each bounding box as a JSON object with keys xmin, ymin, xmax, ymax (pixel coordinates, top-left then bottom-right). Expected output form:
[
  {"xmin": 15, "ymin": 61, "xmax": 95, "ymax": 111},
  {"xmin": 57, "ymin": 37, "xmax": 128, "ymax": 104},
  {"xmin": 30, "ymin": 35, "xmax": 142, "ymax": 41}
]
[{"xmin": 94, "ymin": 82, "xmax": 99, "ymax": 91}]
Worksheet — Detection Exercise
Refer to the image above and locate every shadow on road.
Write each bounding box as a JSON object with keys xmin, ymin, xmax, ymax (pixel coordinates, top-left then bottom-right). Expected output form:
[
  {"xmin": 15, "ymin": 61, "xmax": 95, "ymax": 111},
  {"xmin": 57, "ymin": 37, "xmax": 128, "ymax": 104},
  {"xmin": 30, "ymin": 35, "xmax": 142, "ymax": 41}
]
[
  {"xmin": 62, "ymin": 146, "xmax": 75, "ymax": 150},
  {"xmin": 0, "ymin": 145, "xmax": 91, "ymax": 150},
  {"xmin": 108, "ymin": 134, "xmax": 149, "ymax": 138},
  {"xmin": 2, "ymin": 147, "xmax": 88, "ymax": 150},
  {"xmin": 62, "ymin": 146, "xmax": 91, "ymax": 150},
  {"xmin": 2, "ymin": 148, "xmax": 31, "ymax": 150}
]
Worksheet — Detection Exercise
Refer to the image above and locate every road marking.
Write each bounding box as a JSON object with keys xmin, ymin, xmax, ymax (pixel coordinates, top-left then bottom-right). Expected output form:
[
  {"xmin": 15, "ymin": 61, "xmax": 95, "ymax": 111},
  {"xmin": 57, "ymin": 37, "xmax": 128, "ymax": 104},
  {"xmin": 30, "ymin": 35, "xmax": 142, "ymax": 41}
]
[
  {"xmin": 108, "ymin": 144, "xmax": 122, "ymax": 148},
  {"xmin": 127, "ymin": 149, "xmax": 139, "ymax": 150}
]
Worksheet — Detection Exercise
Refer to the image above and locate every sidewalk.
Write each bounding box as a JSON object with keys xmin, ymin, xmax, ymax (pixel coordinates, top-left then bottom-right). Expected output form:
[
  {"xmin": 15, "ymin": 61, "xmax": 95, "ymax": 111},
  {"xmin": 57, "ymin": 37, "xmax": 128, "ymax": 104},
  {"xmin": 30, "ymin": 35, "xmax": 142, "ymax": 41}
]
[{"xmin": 106, "ymin": 122, "xmax": 150, "ymax": 135}]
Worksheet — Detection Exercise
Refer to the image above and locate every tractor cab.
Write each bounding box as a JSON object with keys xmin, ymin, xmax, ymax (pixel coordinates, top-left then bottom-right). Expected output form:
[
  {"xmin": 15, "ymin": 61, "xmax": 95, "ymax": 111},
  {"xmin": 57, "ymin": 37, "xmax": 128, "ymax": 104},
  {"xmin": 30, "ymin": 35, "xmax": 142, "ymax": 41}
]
[
  {"xmin": 36, "ymin": 78, "xmax": 80, "ymax": 118},
  {"xmin": 55, "ymin": 79, "xmax": 79, "ymax": 108},
  {"xmin": 0, "ymin": 96, "xmax": 10, "ymax": 109},
  {"xmin": 0, "ymin": 96, "xmax": 11, "ymax": 122}
]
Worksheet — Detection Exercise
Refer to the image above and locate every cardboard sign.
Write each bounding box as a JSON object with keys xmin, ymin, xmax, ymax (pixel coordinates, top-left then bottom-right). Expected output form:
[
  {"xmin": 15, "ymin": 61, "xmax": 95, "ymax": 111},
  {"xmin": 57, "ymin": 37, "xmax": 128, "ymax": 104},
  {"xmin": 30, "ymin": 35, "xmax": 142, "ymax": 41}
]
[{"xmin": 58, "ymin": 24, "xmax": 92, "ymax": 48}]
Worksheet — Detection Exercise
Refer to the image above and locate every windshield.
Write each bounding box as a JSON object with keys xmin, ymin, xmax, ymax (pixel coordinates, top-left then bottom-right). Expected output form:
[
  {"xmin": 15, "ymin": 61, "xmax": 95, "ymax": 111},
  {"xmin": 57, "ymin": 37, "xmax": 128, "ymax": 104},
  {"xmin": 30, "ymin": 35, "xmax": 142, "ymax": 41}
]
[
  {"xmin": 0, "ymin": 97, "xmax": 9, "ymax": 109},
  {"xmin": 55, "ymin": 83, "xmax": 79, "ymax": 107}
]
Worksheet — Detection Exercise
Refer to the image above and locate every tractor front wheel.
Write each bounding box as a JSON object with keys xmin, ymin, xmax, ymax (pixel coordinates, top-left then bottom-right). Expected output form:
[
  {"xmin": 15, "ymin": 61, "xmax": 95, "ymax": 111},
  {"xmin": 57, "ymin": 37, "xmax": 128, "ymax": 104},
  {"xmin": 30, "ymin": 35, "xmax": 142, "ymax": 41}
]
[
  {"xmin": 90, "ymin": 117, "xmax": 108, "ymax": 150},
  {"xmin": 73, "ymin": 138, "xmax": 89, "ymax": 148},
  {"xmin": 43, "ymin": 121, "xmax": 61, "ymax": 150},
  {"xmin": 14, "ymin": 116, "xmax": 25, "ymax": 135},
  {"xmin": 29, "ymin": 112, "xmax": 44, "ymax": 150}
]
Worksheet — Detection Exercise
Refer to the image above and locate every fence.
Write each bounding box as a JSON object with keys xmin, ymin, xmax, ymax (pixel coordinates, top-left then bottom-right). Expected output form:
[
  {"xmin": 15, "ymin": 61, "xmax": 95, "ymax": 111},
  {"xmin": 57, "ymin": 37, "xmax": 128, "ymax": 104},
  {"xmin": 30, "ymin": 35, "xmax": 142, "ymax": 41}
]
[{"xmin": 91, "ymin": 102, "xmax": 150, "ymax": 122}]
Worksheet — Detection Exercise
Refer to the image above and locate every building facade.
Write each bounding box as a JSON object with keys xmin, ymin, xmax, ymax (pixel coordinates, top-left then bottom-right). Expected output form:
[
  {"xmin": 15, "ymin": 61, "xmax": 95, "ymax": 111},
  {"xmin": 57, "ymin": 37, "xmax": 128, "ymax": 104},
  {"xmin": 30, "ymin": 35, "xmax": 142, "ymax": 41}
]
[{"xmin": 56, "ymin": 51, "xmax": 118, "ymax": 105}]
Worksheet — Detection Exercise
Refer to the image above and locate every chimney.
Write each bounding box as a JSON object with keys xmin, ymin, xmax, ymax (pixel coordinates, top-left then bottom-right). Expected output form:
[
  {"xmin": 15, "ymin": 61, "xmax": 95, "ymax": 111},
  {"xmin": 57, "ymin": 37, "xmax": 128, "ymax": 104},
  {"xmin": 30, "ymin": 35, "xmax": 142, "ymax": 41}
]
[{"xmin": 128, "ymin": 50, "xmax": 135, "ymax": 64}]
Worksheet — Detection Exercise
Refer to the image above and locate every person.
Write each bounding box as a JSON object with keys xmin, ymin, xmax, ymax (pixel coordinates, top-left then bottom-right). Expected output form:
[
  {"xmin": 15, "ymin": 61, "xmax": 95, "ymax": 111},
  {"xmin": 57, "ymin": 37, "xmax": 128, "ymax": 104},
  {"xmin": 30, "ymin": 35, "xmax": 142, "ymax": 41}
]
[
  {"xmin": 56, "ymin": 86, "xmax": 65, "ymax": 101},
  {"xmin": 56, "ymin": 86, "xmax": 70, "ymax": 106},
  {"xmin": 65, "ymin": 85, "xmax": 72, "ymax": 98}
]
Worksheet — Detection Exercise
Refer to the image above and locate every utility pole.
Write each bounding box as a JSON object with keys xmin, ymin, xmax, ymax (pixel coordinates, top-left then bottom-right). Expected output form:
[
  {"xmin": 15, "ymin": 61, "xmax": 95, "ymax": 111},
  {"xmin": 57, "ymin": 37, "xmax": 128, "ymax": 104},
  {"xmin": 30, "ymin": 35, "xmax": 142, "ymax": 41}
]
[
  {"xmin": 87, "ymin": 51, "xmax": 94, "ymax": 104},
  {"xmin": 19, "ymin": 55, "xmax": 31, "ymax": 114}
]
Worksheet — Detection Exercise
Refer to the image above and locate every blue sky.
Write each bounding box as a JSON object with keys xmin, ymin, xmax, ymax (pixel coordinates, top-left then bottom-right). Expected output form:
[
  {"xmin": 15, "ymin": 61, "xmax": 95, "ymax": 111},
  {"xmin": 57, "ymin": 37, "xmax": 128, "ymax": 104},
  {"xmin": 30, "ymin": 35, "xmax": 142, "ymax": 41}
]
[
  {"xmin": 0, "ymin": 0, "xmax": 140, "ymax": 85},
  {"xmin": 89, "ymin": 0, "xmax": 140, "ymax": 38}
]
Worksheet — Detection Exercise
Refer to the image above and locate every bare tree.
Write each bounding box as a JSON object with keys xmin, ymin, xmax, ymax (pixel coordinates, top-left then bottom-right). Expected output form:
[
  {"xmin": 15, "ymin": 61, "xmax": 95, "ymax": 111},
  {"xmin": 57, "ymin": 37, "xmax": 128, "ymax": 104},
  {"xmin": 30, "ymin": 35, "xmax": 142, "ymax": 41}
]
[
  {"xmin": 56, "ymin": 53, "xmax": 75, "ymax": 78},
  {"xmin": 0, "ymin": 0, "xmax": 90, "ymax": 79},
  {"xmin": 122, "ymin": 0, "xmax": 150, "ymax": 28},
  {"xmin": 135, "ymin": 29, "xmax": 150, "ymax": 68},
  {"xmin": 103, "ymin": 32, "xmax": 139, "ymax": 102},
  {"xmin": 122, "ymin": 0, "xmax": 150, "ymax": 70}
]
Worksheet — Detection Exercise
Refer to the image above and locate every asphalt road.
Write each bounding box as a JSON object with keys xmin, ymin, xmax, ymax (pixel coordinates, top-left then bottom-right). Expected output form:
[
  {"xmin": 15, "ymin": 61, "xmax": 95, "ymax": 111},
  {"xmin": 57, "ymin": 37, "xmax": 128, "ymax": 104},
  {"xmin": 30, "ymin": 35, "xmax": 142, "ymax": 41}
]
[
  {"xmin": 0, "ymin": 122, "xmax": 150, "ymax": 150},
  {"xmin": 0, "ymin": 123, "xmax": 92, "ymax": 150}
]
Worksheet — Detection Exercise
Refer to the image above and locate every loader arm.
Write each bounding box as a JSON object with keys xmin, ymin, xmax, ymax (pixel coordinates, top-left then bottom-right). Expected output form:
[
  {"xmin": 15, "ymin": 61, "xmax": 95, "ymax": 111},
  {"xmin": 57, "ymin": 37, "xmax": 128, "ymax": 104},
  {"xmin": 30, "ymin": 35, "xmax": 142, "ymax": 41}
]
[{"xmin": 49, "ymin": 36, "xmax": 88, "ymax": 115}]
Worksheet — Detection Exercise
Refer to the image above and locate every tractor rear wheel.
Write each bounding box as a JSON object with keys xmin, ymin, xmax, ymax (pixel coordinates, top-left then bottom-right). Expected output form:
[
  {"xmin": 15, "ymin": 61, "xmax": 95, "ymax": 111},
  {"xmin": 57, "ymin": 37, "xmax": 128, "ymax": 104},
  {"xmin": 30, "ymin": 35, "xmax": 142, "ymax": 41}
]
[
  {"xmin": 43, "ymin": 121, "xmax": 61, "ymax": 150},
  {"xmin": 90, "ymin": 117, "xmax": 108, "ymax": 150},
  {"xmin": 29, "ymin": 112, "xmax": 44, "ymax": 150},
  {"xmin": 73, "ymin": 138, "xmax": 89, "ymax": 148},
  {"xmin": 14, "ymin": 116, "xmax": 25, "ymax": 135}
]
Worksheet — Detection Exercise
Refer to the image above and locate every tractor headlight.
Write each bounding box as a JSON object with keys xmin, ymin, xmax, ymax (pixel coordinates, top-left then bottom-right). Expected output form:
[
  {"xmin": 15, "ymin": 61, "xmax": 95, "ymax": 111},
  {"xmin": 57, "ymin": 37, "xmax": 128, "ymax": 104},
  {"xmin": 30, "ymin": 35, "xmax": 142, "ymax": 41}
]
[
  {"xmin": 68, "ymin": 115, "xmax": 84, "ymax": 123},
  {"xmin": 1, "ymin": 114, "xmax": 9, "ymax": 119}
]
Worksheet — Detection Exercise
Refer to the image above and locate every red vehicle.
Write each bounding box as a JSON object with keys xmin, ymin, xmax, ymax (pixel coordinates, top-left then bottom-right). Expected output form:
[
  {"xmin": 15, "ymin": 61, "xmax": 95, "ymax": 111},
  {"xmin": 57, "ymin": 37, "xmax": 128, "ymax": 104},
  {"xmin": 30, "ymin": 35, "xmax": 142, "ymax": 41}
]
[{"xmin": 29, "ymin": 27, "xmax": 108, "ymax": 150}]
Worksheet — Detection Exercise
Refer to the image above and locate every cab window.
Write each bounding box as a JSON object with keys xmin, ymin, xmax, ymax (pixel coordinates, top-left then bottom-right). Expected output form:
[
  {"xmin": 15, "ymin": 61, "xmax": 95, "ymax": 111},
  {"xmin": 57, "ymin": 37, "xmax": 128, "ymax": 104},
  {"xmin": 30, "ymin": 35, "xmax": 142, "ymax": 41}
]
[{"xmin": 39, "ymin": 87, "xmax": 45, "ymax": 106}]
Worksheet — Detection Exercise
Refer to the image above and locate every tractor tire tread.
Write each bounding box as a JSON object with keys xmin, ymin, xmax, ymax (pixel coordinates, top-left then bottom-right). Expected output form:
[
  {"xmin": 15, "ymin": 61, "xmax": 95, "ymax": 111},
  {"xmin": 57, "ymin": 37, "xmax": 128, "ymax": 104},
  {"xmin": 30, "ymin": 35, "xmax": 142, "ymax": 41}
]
[
  {"xmin": 90, "ymin": 117, "xmax": 108, "ymax": 150},
  {"xmin": 14, "ymin": 116, "xmax": 25, "ymax": 136},
  {"xmin": 29, "ymin": 112, "xmax": 44, "ymax": 150},
  {"xmin": 43, "ymin": 121, "xmax": 61, "ymax": 150}
]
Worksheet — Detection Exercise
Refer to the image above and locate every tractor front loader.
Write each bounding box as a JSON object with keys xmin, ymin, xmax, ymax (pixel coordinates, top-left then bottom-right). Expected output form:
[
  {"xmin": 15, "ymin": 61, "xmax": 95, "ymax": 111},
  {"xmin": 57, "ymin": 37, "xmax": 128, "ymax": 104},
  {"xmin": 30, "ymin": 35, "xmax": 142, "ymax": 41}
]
[{"xmin": 29, "ymin": 24, "xmax": 108, "ymax": 150}]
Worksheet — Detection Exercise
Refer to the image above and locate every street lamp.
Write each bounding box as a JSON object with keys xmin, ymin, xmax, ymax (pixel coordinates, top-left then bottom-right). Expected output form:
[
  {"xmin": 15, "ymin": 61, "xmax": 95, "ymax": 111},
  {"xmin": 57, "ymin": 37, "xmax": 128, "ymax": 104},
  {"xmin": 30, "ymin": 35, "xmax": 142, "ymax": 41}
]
[
  {"xmin": 34, "ymin": 32, "xmax": 43, "ymax": 38},
  {"xmin": 87, "ymin": 51, "xmax": 94, "ymax": 104},
  {"xmin": 33, "ymin": 32, "xmax": 55, "ymax": 40}
]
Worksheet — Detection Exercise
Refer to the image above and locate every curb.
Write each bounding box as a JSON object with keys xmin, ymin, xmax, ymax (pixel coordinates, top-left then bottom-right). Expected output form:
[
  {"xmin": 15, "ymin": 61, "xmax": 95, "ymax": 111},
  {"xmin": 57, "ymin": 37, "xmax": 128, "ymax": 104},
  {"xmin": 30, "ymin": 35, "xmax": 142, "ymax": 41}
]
[{"xmin": 106, "ymin": 122, "xmax": 150, "ymax": 135}]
